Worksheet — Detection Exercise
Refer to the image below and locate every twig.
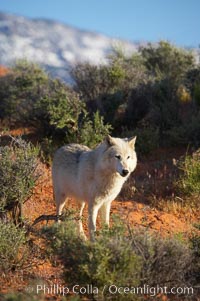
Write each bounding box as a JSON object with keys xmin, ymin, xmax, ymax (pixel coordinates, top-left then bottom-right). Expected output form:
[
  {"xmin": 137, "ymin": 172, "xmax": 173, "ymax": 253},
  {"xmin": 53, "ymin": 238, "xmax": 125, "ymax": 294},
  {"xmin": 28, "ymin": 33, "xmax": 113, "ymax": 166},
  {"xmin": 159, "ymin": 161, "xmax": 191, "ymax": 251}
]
[{"xmin": 32, "ymin": 214, "xmax": 80, "ymax": 227}]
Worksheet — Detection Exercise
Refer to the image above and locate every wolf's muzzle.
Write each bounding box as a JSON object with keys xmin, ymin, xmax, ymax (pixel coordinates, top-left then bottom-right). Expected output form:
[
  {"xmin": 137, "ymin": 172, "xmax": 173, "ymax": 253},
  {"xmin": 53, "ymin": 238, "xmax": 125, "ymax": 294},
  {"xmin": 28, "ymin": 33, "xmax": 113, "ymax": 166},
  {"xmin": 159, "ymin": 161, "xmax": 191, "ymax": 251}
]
[{"xmin": 121, "ymin": 169, "xmax": 129, "ymax": 177}]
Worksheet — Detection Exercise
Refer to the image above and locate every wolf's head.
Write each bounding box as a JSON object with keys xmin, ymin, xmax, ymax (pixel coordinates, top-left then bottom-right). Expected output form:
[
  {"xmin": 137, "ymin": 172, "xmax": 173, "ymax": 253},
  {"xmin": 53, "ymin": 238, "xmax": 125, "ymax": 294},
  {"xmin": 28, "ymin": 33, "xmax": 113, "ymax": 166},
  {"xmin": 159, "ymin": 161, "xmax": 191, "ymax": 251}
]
[{"xmin": 102, "ymin": 135, "xmax": 137, "ymax": 178}]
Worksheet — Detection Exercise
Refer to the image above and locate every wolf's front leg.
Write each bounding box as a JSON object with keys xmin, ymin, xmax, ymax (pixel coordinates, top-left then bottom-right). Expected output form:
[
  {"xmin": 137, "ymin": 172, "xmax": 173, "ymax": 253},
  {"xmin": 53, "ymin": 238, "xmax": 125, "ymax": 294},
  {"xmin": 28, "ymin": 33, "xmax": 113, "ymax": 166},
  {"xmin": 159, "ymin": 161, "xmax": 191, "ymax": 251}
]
[
  {"xmin": 100, "ymin": 201, "xmax": 112, "ymax": 227},
  {"xmin": 88, "ymin": 201, "xmax": 101, "ymax": 241}
]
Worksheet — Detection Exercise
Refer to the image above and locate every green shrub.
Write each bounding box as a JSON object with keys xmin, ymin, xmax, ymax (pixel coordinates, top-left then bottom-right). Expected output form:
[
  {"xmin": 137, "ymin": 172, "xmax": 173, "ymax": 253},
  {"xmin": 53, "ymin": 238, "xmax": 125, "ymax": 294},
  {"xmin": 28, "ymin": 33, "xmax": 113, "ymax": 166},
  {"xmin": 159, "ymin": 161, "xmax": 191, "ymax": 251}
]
[
  {"xmin": 122, "ymin": 126, "xmax": 159, "ymax": 155},
  {"xmin": 0, "ymin": 60, "xmax": 85, "ymax": 138},
  {"xmin": 71, "ymin": 53, "xmax": 150, "ymax": 129},
  {"xmin": 33, "ymin": 78, "xmax": 84, "ymax": 138},
  {"xmin": 71, "ymin": 63, "xmax": 114, "ymax": 104},
  {"xmin": 140, "ymin": 41, "xmax": 195, "ymax": 83},
  {"xmin": 129, "ymin": 229, "xmax": 193, "ymax": 288},
  {"xmin": 0, "ymin": 60, "xmax": 48, "ymax": 122},
  {"xmin": 42, "ymin": 215, "xmax": 196, "ymax": 300},
  {"xmin": 107, "ymin": 49, "xmax": 149, "ymax": 91},
  {"xmin": 71, "ymin": 62, "xmax": 126, "ymax": 128},
  {"xmin": 124, "ymin": 82, "xmax": 153, "ymax": 129},
  {"xmin": 177, "ymin": 150, "xmax": 200, "ymax": 196},
  {"xmin": 0, "ymin": 61, "xmax": 112, "ymax": 151},
  {"xmin": 43, "ymin": 217, "xmax": 141, "ymax": 300},
  {"xmin": 0, "ymin": 137, "xmax": 40, "ymax": 224},
  {"xmin": 107, "ymin": 43, "xmax": 198, "ymax": 150},
  {"xmin": 38, "ymin": 110, "xmax": 112, "ymax": 164},
  {"xmin": 194, "ymin": 82, "xmax": 200, "ymax": 106},
  {"xmin": 78, "ymin": 111, "xmax": 112, "ymax": 148},
  {"xmin": 165, "ymin": 112, "xmax": 200, "ymax": 147},
  {"xmin": 189, "ymin": 233, "xmax": 200, "ymax": 287},
  {"xmin": 0, "ymin": 222, "xmax": 28, "ymax": 273},
  {"xmin": 136, "ymin": 42, "xmax": 200, "ymax": 148},
  {"xmin": 39, "ymin": 137, "xmax": 57, "ymax": 166},
  {"xmin": 150, "ymin": 78, "xmax": 181, "ymax": 136}
]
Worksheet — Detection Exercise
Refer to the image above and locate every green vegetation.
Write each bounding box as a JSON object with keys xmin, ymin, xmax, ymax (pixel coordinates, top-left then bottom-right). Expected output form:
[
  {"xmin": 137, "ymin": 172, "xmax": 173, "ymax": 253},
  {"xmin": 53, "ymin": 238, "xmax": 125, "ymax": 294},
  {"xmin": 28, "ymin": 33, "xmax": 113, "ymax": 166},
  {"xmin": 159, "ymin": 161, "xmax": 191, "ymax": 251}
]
[
  {"xmin": 41, "ymin": 217, "xmax": 198, "ymax": 300},
  {"xmin": 1, "ymin": 42, "xmax": 200, "ymax": 153},
  {"xmin": 0, "ymin": 222, "xmax": 28, "ymax": 273},
  {"xmin": 43, "ymin": 217, "xmax": 141, "ymax": 301},
  {"xmin": 72, "ymin": 41, "xmax": 200, "ymax": 151},
  {"xmin": 0, "ymin": 60, "xmax": 111, "ymax": 148},
  {"xmin": 0, "ymin": 137, "xmax": 39, "ymax": 224},
  {"xmin": 177, "ymin": 149, "xmax": 200, "ymax": 196}
]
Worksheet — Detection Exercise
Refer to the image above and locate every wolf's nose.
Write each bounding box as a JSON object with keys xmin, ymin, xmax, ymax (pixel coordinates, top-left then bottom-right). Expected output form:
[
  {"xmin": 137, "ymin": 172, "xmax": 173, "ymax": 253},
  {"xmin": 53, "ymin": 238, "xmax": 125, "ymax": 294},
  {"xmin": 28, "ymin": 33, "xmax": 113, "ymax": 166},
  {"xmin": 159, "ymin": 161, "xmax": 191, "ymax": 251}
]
[{"xmin": 122, "ymin": 169, "xmax": 129, "ymax": 177}]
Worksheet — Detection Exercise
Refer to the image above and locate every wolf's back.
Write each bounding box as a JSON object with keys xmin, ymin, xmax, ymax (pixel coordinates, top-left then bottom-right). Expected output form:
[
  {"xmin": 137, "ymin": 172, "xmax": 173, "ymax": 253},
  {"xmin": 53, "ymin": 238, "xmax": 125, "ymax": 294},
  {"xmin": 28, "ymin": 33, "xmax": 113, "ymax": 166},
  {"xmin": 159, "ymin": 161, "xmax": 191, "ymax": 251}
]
[
  {"xmin": 52, "ymin": 143, "xmax": 90, "ymax": 183},
  {"xmin": 53, "ymin": 143, "xmax": 89, "ymax": 167}
]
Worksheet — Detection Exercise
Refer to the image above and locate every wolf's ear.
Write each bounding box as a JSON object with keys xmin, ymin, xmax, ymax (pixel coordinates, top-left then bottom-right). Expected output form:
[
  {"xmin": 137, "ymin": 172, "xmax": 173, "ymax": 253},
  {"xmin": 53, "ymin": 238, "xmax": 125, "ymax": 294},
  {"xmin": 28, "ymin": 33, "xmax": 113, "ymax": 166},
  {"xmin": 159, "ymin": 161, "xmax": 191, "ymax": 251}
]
[
  {"xmin": 128, "ymin": 136, "xmax": 137, "ymax": 148},
  {"xmin": 105, "ymin": 135, "xmax": 116, "ymax": 147}
]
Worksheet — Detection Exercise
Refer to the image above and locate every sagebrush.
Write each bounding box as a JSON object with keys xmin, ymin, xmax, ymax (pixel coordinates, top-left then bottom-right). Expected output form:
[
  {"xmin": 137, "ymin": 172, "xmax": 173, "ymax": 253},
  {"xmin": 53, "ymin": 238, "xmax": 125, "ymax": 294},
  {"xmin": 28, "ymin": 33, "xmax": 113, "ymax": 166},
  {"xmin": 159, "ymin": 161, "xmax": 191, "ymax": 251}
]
[{"xmin": 0, "ymin": 137, "xmax": 40, "ymax": 224}]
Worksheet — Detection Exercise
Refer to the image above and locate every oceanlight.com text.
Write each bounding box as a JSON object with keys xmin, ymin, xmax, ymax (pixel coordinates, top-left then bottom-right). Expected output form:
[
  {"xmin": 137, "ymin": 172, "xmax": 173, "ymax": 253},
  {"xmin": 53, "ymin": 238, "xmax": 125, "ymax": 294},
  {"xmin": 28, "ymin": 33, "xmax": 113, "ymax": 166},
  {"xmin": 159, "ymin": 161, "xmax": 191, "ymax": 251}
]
[
  {"xmin": 106, "ymin": 284, "xmax": 194, "ymax": 297},
  {"xmin": 34, "ymin": 283, "xmax": 194, "ymax": 297}
]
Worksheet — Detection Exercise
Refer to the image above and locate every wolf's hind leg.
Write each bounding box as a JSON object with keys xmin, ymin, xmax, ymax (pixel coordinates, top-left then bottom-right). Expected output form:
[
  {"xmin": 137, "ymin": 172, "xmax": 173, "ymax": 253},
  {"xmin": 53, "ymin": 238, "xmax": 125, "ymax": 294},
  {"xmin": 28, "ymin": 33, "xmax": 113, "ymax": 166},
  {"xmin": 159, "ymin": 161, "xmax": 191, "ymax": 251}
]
[
  {"xmin": 77, "ymin": 202, "xmax": 87, "ymax": 240},
  {"xmin": 55, "ymin": 191, "xmax": 67, "ymax": 220}
]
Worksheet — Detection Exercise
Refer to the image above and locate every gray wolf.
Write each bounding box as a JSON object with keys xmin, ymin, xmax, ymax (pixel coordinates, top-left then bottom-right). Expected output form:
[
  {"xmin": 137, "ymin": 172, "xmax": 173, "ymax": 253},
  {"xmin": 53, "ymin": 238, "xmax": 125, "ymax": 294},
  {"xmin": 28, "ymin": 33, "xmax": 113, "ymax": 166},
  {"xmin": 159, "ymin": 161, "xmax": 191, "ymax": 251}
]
[{"xmin": 52, "ymin": 135, "xmax": 137, "ymax": 240}]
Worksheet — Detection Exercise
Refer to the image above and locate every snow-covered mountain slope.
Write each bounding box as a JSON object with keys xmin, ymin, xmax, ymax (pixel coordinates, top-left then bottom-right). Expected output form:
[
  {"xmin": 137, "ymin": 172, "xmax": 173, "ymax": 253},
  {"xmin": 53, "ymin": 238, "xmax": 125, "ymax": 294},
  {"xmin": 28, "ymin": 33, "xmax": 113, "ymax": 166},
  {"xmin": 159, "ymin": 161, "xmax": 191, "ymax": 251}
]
[{"xmin": 0, "ymin": 12, "xmax": 139, "ymax": 81}]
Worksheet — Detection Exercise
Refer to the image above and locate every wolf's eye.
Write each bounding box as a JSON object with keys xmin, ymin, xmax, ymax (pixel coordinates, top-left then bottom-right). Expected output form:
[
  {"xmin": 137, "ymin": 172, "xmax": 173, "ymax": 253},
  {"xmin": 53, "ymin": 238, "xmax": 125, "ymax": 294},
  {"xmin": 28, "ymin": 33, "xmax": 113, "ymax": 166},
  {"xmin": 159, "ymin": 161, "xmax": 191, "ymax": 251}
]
[
  {"xmin": 115, "ymin": 155, "xmax": 121, "ymax": 160},
  {"xmin": 127, "ymin": 156, "xmax": 130, "ymax": 159}
]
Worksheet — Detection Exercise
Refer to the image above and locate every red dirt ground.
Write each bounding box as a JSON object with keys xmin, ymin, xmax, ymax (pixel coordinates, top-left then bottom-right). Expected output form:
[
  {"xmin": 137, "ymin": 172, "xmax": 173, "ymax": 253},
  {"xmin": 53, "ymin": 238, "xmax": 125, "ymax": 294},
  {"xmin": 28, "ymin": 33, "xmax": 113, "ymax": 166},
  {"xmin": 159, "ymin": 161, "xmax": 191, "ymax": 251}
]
[
  {"xmin": 23, "ymin": 161, "xmax": 198, "ymax": 236},
  {"xmin": 0, "ymin": 65, "xmax": 9, "ymax": 77}
]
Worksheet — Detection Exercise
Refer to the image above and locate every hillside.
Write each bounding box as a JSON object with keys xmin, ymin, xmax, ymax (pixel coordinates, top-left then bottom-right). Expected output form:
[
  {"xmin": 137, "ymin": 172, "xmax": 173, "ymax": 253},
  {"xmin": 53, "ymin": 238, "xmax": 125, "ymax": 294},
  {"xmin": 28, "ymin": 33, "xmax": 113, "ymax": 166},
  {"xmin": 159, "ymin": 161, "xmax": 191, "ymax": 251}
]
[{"xmin": 0, "ymin": 11, "xmax": 138, "ymax": 81}]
